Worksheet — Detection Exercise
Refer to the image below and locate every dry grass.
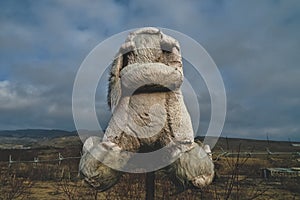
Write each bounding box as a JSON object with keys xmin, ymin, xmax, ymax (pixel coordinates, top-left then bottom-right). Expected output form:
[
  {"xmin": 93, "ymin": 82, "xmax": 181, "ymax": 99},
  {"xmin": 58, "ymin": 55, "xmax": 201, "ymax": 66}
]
[
  {"xmin": 1, "ymin": 162, "xmax": 299, "ymax": 200},
  {"xmin": 1, "ymin": 137, "xmax": 300, "ymax": 199}
]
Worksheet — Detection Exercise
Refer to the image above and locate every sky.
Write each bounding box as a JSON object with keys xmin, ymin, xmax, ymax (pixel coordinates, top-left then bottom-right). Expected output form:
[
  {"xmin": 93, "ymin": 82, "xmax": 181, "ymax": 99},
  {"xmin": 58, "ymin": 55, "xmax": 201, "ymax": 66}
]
[{"xmin": 0, "ymin": 0, "xmax": 300, "ymax": 141}]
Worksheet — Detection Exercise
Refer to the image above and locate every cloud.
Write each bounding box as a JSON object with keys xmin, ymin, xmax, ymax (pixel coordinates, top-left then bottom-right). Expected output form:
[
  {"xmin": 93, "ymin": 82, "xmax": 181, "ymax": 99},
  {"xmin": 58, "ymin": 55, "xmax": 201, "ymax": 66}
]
[
  {"xmin": 0, "ymin": 0, "xmax": 299, "ymax": 141},
  {"xmin": 0, "ymin": 78, "xmax": 74, "ymax": 130},
  {"xmin": 0, "ymin": 80, "xmax": 39, "ymax": 109}
]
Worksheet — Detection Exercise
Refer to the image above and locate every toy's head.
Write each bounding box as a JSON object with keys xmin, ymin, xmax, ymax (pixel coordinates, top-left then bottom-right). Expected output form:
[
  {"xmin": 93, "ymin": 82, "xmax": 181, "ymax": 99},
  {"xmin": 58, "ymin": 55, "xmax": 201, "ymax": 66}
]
[{"xmin": 108, "ymin": 27, "xmax": 184, "ymax": 111}]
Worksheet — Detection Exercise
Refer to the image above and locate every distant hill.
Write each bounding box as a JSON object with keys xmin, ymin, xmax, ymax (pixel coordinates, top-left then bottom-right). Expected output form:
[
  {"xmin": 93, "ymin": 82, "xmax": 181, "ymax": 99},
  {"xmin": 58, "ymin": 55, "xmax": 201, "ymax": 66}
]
[
  {"xmin": 0, "ymin": 129, "xmax": 107, "ymax": 148},
  {"xmin": 0, "ymin": 129, "xmax": 299, "ymax": 152},
  {"xmin": 1, "ymin": 129, "xmax": 299, "ymax": 151},
  {"xmin": 0, "ymin": 129, "xmax": 77, "ymax": 139},
  {"xmin": 194, "ymin": 136, "xmax": 300, "ymax": 152}
]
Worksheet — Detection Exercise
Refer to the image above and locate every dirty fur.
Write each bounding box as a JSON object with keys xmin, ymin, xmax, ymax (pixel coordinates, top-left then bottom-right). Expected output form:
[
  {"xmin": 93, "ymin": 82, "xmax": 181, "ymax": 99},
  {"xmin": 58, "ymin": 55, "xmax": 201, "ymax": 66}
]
[{"xmin": 80, "ymin": 27, "xmax": 214, "ymax": 191}]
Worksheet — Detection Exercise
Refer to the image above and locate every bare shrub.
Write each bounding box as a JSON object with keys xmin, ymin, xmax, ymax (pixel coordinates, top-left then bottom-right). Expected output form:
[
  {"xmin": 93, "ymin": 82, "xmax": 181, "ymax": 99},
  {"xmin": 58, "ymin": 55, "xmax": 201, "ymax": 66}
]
[
  {"xmin": 0, "ymin": 169, "xmax": 34, "ymax": 200},
  {"xmin": 105, "ymin": 173, "xmax": 146, "ymax": 200},
  {"xmin": 53, "ymin": 179, "xmax": 83, "ymax": 200},
  {"xmin": 211, "ymin": 144, "xmax": 269, "ymax": 200},
  {"xmin": 52, "ymin": 167, "xmax": 101, "ymax": 200}
]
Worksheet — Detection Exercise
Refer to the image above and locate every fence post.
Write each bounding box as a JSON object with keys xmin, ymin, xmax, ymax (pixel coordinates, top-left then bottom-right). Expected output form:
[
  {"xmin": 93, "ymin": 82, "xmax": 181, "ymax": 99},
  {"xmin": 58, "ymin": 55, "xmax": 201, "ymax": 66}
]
[
  {"xmin": 58, "ymin": 153, "xmax": 63, "ymax": 165},
  {"xmin": 8, "ymin": 155, "xmax": 12, "ymax": 168},
  {"xmin": 34, "ymin": 157, "xmax": 39, "ymax": 168},
  {"xmin": 77, "ymin": 152, "xmax": 82, "ymax": 178}
]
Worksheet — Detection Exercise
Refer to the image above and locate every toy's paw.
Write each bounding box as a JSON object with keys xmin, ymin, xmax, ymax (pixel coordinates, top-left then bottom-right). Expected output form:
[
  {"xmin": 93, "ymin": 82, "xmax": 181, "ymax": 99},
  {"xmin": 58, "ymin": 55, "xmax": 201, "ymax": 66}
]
[
  {"xmin": 192, "ymin": 174, "xmax": 214, "ymax": 188},
  {"xmin": 79, "ymin": 150, "xmax": 121, "ymax": 191},
  {"xmin": 79, "ymin": 138, "xmax": 130, "ymax": 191},
  {"xmin": 165, "ymin": 142, "xmax": 214, "ymax": 190}
]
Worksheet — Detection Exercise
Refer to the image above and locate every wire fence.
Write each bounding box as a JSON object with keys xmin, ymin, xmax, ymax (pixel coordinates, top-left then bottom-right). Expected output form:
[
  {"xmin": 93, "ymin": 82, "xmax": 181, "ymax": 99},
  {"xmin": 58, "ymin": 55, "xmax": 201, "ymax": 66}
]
[
  {"xmin": 7, "ymin": 153, "xmax": 82, "ymax": 167},
  {"xmin": 5, "ymin": 148, "xmax": 300, "ymax": 167},
  {"xmin": 213, "ymin": 147, "xmax": 300, "ymax": 162},
  {"xmin": 2, "ymin": 147, "xmax": 300, "ymax": 200},
  {"xmin": 2, "ymin": 149, "xmax": 299, "ymax": 182}
]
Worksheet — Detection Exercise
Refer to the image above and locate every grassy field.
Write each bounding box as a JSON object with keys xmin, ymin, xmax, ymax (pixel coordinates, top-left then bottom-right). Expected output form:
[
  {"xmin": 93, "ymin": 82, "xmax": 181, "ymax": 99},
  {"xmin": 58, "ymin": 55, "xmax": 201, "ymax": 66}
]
[{"xmin": 0, "ymin": 136, "xmax": 299, "ymax": 199}]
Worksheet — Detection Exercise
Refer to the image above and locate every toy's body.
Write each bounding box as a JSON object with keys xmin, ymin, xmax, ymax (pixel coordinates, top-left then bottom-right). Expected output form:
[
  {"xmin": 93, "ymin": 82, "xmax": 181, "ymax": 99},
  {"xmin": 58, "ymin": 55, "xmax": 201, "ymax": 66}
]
[{"xmin": 79, "ymin": 28, "xmax": 214, "ymax": 191}]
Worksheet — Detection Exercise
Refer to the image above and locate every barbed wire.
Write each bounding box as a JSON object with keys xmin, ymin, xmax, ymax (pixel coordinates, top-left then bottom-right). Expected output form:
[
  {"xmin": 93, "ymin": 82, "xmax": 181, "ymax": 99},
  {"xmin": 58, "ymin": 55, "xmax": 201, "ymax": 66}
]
[
  {"xmin": 213, "ymin": 147, "xmax": 300, "ymax": 162},
  {"xmin": 4, "ymin": 148, "xmax": 300, "ymax": 167},
  {"xmin": 7, "ymin": 153, "xmax": 82, "ymax": 167}
]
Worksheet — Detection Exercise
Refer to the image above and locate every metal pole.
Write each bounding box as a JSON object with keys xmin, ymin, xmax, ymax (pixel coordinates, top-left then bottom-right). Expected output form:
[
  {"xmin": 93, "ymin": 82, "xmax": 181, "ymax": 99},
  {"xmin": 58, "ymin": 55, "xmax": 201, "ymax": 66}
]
[{"xmin": 145, "ymin": 171, "xmax": 155, "ymax": 200}]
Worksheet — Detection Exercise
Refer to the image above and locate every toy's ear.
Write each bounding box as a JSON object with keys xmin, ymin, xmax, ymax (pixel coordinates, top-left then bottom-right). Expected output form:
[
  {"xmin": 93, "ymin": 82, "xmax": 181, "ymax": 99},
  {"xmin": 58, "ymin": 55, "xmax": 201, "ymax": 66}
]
[
  {"xmin": 108, "ymin": 40, "xmax": 135, "ymax": 112},
  {"xmin": 108, "ymin": 53, "xmax": 123, "ymax": 112}
]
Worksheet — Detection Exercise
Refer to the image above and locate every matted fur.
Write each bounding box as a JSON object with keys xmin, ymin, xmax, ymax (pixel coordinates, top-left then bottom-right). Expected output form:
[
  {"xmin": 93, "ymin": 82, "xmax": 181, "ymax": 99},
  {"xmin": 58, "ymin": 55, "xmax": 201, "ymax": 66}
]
[{"xmin": 80, "ymin": 27, "xmax": 214, "ymax": 191}]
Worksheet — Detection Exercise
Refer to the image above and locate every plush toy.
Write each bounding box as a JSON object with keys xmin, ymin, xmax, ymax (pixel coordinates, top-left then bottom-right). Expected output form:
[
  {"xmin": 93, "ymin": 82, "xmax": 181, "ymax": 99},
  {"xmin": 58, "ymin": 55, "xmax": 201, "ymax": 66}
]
[{"xmin": 79, "ymin": 27, "xmax": 214, "ymax": 191}]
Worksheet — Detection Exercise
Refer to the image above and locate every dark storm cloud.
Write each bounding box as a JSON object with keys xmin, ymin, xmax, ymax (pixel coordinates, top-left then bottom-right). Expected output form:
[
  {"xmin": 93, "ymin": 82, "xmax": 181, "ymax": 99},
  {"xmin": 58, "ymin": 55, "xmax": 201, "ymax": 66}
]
[{"xmin": 0, "ymin": 0, "xmax": 299, "ymax": 141}]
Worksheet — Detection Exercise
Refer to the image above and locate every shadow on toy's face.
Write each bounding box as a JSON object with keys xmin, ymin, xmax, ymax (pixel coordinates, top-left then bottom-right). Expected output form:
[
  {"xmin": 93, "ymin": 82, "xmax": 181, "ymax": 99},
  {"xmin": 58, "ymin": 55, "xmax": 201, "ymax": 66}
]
[
  {"xmin": 122, "ymin": 33, "xmax": 182, "ymax": 69},
  {"xmin": 118, "ymin": 32, "xmax": 184, "ymax": 93}
]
